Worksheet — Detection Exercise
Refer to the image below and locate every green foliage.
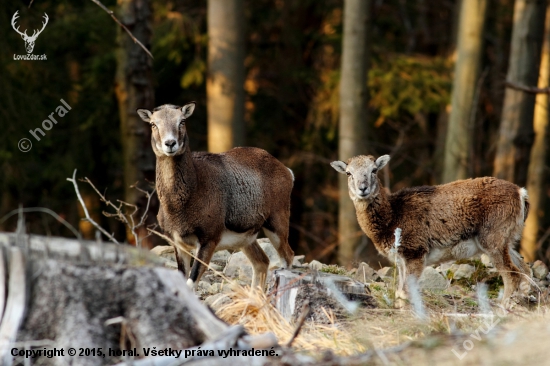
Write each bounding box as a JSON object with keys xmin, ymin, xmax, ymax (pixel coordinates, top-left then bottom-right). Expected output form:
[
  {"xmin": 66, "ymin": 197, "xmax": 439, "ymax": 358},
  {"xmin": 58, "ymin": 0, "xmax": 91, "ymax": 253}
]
[
  {"xmin": 181, "ymin": 58, "xmax": 206, "ymax": 88},
  {"xmin": 320, "ymin": 264, "xmax": 348, "ymax": 276},
  {"xmin": 368, "ymin": 55, "xmax": 452, "ymax": 126}
]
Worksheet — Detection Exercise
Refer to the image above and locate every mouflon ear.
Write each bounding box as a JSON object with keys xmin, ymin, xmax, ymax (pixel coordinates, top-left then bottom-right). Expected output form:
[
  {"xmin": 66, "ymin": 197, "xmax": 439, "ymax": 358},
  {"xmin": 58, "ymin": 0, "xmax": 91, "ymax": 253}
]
[
  {"xmin": 330, "ymin": 161, "xmax": 348, "ymax": 174},
  {"xmin": 181, "ymin": 102, "xmax": 196, "ymax": 119},
  {"xmin": 137, "ymin": 109, "xmax": 152, "ymax": 122},
  {"xmin": 375, "ymin": 155, "xmax": 390, "ymax": 170}
]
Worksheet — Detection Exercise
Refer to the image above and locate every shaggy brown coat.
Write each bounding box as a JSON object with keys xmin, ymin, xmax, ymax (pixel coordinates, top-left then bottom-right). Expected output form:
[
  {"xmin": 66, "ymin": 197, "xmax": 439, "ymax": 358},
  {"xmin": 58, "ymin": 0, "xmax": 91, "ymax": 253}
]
[
  {"xmin": 331, "ymin": 154, "xmax": 531, "ymax": 305},
  {"xmin": 138, "ymin": 103, "xmax": 294, "ymax": 289}
]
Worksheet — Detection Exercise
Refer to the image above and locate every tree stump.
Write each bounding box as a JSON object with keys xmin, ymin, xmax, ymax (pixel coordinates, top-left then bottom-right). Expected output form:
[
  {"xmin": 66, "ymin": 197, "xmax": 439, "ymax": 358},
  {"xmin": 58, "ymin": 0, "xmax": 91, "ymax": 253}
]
[{"xmin": 267, "ymin": 269, "xmax": 376, "ymax": 323}]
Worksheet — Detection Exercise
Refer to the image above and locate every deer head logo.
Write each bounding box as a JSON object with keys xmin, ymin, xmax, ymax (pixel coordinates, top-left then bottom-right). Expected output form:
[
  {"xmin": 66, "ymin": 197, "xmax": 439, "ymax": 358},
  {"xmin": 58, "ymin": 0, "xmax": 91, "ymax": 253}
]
[{"xmin": 11, "ymin": 11, "xmax": 49, "ymax": 54}]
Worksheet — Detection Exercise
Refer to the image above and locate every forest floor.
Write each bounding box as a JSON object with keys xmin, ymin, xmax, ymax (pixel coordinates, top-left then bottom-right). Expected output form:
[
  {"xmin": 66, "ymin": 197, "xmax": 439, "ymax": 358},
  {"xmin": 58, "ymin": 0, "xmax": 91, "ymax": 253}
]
[{"xmin": 154, "ymin": 244, "xmax": 550, "ymax": 366}]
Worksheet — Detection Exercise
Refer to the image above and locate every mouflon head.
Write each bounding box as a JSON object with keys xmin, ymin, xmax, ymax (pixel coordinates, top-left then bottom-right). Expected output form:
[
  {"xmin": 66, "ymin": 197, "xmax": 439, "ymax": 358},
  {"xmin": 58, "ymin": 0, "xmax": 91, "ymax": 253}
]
[
  {"xmin": 331, "ymin": 154, "xmax": 390, "ymax": 202},
  {"xmin": 137, "ymin": 102, "xmax": 196, "ymax": 157}
]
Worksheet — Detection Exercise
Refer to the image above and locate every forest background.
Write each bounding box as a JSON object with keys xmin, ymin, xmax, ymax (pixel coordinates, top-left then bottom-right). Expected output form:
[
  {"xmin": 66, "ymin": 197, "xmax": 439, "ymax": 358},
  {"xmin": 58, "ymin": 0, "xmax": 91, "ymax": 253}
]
[{"xmin": 1, "ymin": 0, "xmax": 549, "ymax": 269}]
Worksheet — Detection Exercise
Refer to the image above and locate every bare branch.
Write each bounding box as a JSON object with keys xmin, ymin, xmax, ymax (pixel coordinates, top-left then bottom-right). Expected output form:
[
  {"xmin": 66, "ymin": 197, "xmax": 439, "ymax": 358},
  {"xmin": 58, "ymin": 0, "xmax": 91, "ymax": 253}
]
[
  {"xmin": 128, "ymin": 183, "xmax": 156, "ymax": 248},
  {"xmin": 80, "ymin": 177, "xmax": 132, "ymax": 232},
  {"xmin": 67, "ymin": 169, "xmax": 120, "ymax": 244},
  {"xmin": 505, "ymin": 81, "xmax": 550, "ymax": 94},
  {"xmin": 285, "ymin": 300, "xmax": 310, "ymax": 348},
  {"xmin": 27, "ymin": 0, "xmax": 153, "ymax": 59},
  {"xmin": 80, "ymin": 177, "xmax": 156, "ymax": 248},
  {"xmin": 0, "ymin": 207, "xmax": 81, "ymax": 240},
  {"xmin": 89, "ymin": 0, "xmax": 154, "ymax": 59}
]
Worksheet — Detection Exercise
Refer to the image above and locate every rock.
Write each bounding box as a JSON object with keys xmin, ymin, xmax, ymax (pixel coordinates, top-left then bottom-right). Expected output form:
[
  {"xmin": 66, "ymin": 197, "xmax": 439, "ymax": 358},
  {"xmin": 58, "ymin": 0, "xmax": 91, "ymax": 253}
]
[
  {"xmin": 150, "ymin": 245, "xmax": 176, "ymax": 261},
  {"xmin": 438, "ymin": 262, "xmax": 453, "ymax": 273},
  {"xmin": 209, "ymin": 283, "xmax": 223, "ymax": 293},
  {"xmin": 419, "ymin": 267, "xmax": 448, "ymax": 290},
  {"xmin": 223, "ymin": 238, "xmax": 284, "ymax": 282},
  {"xmin": 222, "ymin": 284, "xmax": 233, "ymax": 293},
  {"xmin": 164, "ymin": 260, "xmax": 178, "ymax": 270},
  {"xmin": 377, "ymin": 267, "xmax": 395, "ymax": 279},
  {"xmin": 257, "ymin": 238, "xmax": 285, "ymax": 268},
  {"xmin": 211, "ymin": 250, "xmax": 231, "ymax": 265},
  {"xmin": 209, "ymin": 263, "xmax": 223, "ymax": 272},
  {"xmin": 481, "ymin": 254, "xmax": 493, "ymax": 268},
  {"xmin": 293, "ymin": 255, "xmax": 305, "ymax": 266},
  {"xmin": 197, "ymin": 281, "xmax": 215, "ymax": 295},
  {"xmin": 354, "ymin": 262, "xmax": 379, "ymax": 283},
  {"xmin": 204, "ymin": 293, "xmax": 232, "ymax": 310},
  {"xmin": 309, "ymin": 260, "xmax": 324, "ymax": 271},
  {"xmin": 452, "ymin": 264, "xmax": 475, "ymax": 280},
  {"xmin": 223, "ymin": 252, "xmax": 253, "ymax": 281},
  {"xmin": 532, "ymin": 260, "xmax": 549, "ymax": 280}
]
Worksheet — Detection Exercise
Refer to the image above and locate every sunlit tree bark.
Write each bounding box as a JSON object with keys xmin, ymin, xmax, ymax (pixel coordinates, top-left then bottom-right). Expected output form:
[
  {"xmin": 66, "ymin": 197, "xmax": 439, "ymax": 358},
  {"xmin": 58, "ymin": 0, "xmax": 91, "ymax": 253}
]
[
  {"xmin": 493, "ymin": 0, "xmax": 546, "ymax": 186},
  {"xmin": 520, "ymin": 5, "xmax": 550, "ymax": 262},
  {"xmin": 207, "ymin": 0, "xmax": 245, "ymax": 152},
  {"xmin": 338, "ymin": 0, "xmax": 370, "ymax": 267},
  {"xmin": 442, "ymin": 0, "xmax": 487, "ymax": 183}
]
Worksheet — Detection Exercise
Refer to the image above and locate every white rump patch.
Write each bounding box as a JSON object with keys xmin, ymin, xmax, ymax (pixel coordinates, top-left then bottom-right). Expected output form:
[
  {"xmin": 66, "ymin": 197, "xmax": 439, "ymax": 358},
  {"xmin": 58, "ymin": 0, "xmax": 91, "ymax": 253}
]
[
  {"xmin": 520, "ymin": 187, "xmax": 529, "ymax": 201},
  {"xmin": 519, "ymin": 187, "xmax": 528, "ymax": 225},
  {"xmin": 287, "ymin": 167, "xmax": 295, "ymax": 182}
]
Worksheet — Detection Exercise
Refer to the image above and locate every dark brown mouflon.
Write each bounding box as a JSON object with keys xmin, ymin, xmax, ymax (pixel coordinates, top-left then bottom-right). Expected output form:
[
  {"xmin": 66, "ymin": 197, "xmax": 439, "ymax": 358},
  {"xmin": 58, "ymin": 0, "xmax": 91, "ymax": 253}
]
[
  {"xmin": 137, "ymin": 103, "xmax": 294, "ymax": 289},
  {"xmin": 331, "ymin": 154, "xmax": 531, "ymax": 305}
]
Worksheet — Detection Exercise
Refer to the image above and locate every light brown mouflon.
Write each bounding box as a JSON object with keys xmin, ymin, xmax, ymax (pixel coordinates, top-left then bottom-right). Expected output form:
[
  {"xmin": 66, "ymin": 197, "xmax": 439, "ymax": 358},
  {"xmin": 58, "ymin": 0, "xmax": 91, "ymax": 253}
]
[{"xmin": 331, "ymin": 154, "xmax": 531, "ymax": 305}]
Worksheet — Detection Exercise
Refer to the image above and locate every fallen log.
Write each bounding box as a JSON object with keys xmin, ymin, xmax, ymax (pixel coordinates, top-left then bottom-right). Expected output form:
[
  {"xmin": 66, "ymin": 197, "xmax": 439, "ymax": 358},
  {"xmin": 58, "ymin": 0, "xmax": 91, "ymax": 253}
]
[{"xmin": 0, "ymin": 232, "xmax": 280, "ymax": 366}]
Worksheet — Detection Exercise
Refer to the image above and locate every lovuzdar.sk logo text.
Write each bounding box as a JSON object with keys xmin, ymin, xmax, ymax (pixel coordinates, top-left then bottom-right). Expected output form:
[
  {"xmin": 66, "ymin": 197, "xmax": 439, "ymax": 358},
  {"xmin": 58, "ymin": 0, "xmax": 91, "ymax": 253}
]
[{"xmin": 12, "ymin": 10, "xmax": 48, "ymax": 61}]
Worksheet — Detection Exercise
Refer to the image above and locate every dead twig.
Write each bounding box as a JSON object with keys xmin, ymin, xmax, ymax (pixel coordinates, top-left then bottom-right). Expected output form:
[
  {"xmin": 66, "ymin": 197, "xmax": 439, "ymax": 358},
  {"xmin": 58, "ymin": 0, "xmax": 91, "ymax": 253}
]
[
  {"xmin": 68, "ymin": 170, "xmax": 156, "ymax": 247},
  {"xmin": 27, "ymin": 0, "xmax": 153, "ymax": 59},
  {"xmin": 67, "ymin": 170, "xmax": 119, "ymax": 243},
  {"xmin": 0, "ymin": 207, "xmax": 81, "ymax": 240},
  {"xmin": 285, "ymin": 300, "xmax": 310, "ymax": 348},
  {"xmin": 89, "ymin": 0, "xmax": 153, "ymax": 59},
  {"xmin": 505, "ymin": 81, "xmax": 550, "ymax": 94}
]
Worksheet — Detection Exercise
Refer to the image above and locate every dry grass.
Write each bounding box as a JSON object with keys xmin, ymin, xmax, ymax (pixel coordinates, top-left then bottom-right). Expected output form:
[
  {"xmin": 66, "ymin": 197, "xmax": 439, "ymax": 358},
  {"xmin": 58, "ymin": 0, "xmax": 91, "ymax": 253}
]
[
  {"xmin": 213, "ymin": 278, "xmax": 550, "ymax": 361},
  {"xmin": 214, "ymin": 283, "xmax": 367, "ymax": 355}
]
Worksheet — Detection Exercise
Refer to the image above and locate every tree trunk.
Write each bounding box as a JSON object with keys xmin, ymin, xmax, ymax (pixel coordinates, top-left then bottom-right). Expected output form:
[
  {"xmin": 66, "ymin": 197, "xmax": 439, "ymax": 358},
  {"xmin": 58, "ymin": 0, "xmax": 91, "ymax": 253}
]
[
  {"xmin": 520, "ymin": 5, "xmax": 550, "ymax": 262},
  {"xmin": 493, "ymin": 0, "xmax": 547, "ymax": 186},
  {"xmin": 442, "ymin": 0, "xmax": 487, "ymax": 183},
  {"xmin": 338, "ymin": 0, "xmax": 370, "ymax": 268},
  {"xmin": 114, "ymin": 0, "xmax": 157, "ymax": 247},
  {"xmin": 207, "ymin": 0, "xmax": 245, "ymax": 153}
]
